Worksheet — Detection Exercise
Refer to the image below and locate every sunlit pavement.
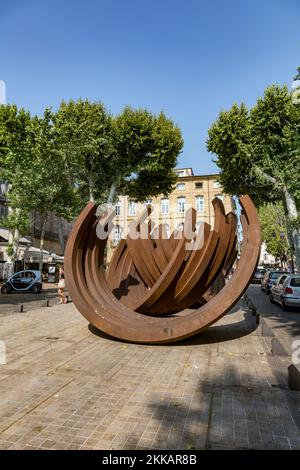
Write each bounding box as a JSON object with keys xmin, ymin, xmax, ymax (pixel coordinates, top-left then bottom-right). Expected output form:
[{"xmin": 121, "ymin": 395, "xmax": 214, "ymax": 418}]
[{"xmin": 0, "ymin": 297, "xmax": 300, "ymax": 450}]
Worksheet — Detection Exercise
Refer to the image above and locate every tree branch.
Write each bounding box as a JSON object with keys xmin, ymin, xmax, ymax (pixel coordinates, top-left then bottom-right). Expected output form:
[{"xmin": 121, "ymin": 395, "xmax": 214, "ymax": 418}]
[{"xmin": 253, "ymin": 165, "xmax": 280, "ymax": 187}]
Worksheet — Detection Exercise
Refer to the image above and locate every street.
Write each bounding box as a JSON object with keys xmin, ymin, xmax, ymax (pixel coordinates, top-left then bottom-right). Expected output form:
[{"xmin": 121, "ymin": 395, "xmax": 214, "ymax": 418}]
[
  {"xmin": 247, "ymin": 284, "xmax": 300, "ymax": 355},
  {"xmin": 0, "ymin": 284, "xmax": 63, "ymax": 316},
  {"xmin": 247, "ymin": 284, "xmax": 300, "ymax": 316}
]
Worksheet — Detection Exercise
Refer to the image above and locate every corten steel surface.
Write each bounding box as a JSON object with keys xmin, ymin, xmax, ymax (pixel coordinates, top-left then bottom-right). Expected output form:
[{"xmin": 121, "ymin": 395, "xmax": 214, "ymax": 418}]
[{"xmin": 64, "ymin": 196, "xmax": 261, "ymax": 344}]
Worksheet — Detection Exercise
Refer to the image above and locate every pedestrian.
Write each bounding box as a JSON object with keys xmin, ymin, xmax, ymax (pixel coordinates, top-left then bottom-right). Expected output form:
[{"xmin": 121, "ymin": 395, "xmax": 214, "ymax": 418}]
[{"xmin": 57, "ymin": 266, "xmax": 68, "ymax": 304}]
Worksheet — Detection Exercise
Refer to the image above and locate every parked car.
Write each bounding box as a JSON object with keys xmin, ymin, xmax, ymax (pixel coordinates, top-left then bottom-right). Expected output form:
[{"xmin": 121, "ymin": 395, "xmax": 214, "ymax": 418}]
[
  {"xmin": 251, "ymin": 268, "xmax": 266, "ymax": 284},
  {"xmin": 270, "ymin": 274, "xmax": 300, "ymax": 310},
  {"xmin": 1, "ymin": 270, "xmax": 42, "ymax": 294},
  {"xmin": 261, "ymin": 270, "xmax": 288, "ymax": 294}
]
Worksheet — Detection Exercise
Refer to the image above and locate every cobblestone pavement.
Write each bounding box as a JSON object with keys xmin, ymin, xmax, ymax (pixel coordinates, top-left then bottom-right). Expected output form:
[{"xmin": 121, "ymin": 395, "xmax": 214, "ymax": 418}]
[{"xmin": 0, "ymin": 298, "xmax": 300, "ymax": 450}]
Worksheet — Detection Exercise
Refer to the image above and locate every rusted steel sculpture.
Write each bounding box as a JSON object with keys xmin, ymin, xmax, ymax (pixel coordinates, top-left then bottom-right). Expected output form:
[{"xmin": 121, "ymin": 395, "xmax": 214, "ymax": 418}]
[{"xmin": 64, "ymin": 196, "xmax": 261, "ymax": 344}]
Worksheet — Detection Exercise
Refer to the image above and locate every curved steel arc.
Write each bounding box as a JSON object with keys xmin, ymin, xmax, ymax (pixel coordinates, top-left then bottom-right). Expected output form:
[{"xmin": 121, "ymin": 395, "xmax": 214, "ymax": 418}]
[{"xmin": 65, "ymin": 196, "xmax": 261, "ymax": 344}]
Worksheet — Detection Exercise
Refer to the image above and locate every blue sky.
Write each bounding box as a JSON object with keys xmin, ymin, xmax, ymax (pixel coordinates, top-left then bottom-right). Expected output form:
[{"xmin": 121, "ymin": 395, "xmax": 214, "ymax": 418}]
[{"xmin": 0, "ymin": 0, "xmax": 299, "ymax": 174}]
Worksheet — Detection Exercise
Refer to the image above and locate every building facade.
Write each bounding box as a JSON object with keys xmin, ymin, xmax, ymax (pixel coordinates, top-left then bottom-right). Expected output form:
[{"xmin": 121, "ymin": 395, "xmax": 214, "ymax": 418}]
[
  {"xmin": 106, "ymin": 169, "xmax": 235, "ymax": 262},
  {"xmin": 0, "ymin": 191, "xmax": 72, "ymax": 279}
]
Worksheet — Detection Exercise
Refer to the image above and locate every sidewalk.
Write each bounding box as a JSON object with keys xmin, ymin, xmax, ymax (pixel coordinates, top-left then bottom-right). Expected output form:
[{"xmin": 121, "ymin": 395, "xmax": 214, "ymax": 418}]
[{"xmin": 0, "ymin": 299, "xmax": 300, "ymax": 450}]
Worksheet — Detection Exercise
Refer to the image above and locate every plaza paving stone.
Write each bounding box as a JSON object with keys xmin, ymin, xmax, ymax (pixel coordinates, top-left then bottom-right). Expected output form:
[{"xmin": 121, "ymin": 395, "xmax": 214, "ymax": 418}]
[{"xmin": 0, "ymin": 298, "xmax": 300, "ymax": 450}]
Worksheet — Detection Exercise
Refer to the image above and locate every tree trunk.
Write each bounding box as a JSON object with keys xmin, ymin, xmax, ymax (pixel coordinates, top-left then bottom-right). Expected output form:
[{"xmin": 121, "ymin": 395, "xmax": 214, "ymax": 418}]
[
  {"xmin": 58, "ymin": 217, "xmax": 65, "ymax": 255},
  {"xmin": 88, "ymin": 176, "xmax": 95, "ymax": 202},
  {"xmin": 107, "ymin": 182, "xmax": 117, "ymax": 205},
  {"xmin": 12, "ymin": 227, "xmax": 20, "ymax": 263},
  {"xmin": 39, "ymin": 214, "xmax": 48, "ymax": 273},
  {"xmin": 7, "ymin": 206, "xmax": 14, "ymax": 261},
  {"xmin": 282, "ymin": 188, "xmax": 300, "ymax": 272},
  {"xmin": 7, "ymin": 208, "xmax": 21, "ymax": 267}
]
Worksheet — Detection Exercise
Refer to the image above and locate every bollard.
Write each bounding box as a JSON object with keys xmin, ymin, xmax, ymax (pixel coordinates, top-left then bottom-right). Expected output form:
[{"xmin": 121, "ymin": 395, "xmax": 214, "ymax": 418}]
[
  {"xmin": 261, "ymin": 321, "xmax": 274, "ymax": 337},
  {"xmin": 20, "ymin": 304, "xmax": 24, "ymax": 313},
  {"xmin": 46, "ymin": 300, "xmax": 50, "ymax": 307},
  {"xmin": 255, "ymin": 313, "xmax": 260, "ymax": 325},
  {"xmin": 271, "ymin": 338, "xmax": 288, "ymax": 356},
  {"xmin": 288, "ymin": 364, "xmax": 300, "ymax": 391}
]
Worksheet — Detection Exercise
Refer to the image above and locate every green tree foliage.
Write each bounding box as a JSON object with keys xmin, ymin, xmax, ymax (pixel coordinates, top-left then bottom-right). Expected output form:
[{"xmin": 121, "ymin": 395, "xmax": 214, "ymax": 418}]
[
  {"xmin": 54, "ymin": 99, "xmax": 114, "ymax": 204},
  {"xmin": 207, "ymin": 82, "xmax": 300, "ymax": 269},
  {"xmin": 0, "ymin": 105, "xmax": 78, "ymax": 267},
  {"xmin": 54, "ymin": 100, "xmax": 183, "ymax": 203},
  {"xmin": 0, "ymin": 104, "xmax": 32, "ymax": 262},
  {"xmin": 259, "ymin": 203, "xmax": 291, "ymax": 266},
  {"xmin": 113, "ymin": 107, "xmax": 183, "ymax": 200},
  {"xmin": 1, "ymin": 99, "xmax": 183, "ymax": 269},
  {"xmin": 207, "ymin": 86, "xmax": 300, "ymax": 207},
  {"xmin": 0, "ymin": 209, "xmax": 30, "ymax": 261}
]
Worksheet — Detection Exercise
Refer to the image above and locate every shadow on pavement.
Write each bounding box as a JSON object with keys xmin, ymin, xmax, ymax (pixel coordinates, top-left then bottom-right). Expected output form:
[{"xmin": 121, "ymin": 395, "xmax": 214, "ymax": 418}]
[{"xmin": 88, "ymin": 309, "xmax": 258, "ymax": 347}]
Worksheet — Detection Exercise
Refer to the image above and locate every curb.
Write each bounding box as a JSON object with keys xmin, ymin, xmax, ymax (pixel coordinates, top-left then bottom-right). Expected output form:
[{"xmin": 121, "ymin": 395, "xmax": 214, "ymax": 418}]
[{"xmin": 244, "ymin": 293, "xmax": 297, "ymax": 392}]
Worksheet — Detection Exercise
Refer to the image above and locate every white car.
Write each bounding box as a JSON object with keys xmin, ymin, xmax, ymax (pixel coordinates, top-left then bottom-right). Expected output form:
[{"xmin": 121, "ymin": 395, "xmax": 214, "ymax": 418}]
[{"xmin": 270, "ymin": 274, "xmax": 300, "ymax": 310}]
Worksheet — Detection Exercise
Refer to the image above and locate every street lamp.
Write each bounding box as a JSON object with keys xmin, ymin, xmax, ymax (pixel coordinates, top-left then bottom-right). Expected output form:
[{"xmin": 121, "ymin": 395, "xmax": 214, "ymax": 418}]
[{"xmin": 0, "ymin": 182, "xmax": 10, "ymax": 196}]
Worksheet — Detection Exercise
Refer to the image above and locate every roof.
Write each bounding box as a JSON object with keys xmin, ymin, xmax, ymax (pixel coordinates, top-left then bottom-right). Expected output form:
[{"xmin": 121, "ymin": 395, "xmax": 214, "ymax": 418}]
[
  {"xmin": 176, "ymin": 173, "xmax": 220, "ymax": 181},
  {"xmin": 175, "ymin": 168, "xmax": 220, "ymax": 180},
  {"xmin": 0, "ymin": 228, "xmax": 32, "ymax": 245}
]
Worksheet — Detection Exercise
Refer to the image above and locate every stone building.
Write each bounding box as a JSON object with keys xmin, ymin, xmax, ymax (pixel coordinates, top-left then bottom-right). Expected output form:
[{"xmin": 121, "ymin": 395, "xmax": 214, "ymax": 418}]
[{"xmin": 106, "ymin": 168, "xmax": 235, "ymax": 262}]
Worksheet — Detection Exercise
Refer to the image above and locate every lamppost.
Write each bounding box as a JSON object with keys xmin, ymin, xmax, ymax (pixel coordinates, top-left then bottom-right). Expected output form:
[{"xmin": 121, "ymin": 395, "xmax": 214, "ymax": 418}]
[{"xmin": 0, "ymin": 182, "xmax": 9, "ymax": 197}]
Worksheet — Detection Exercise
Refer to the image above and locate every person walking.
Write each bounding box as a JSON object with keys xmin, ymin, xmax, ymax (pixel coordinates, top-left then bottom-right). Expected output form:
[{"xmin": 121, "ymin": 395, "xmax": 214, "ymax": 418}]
[{"xmin": 57, "ymin": 266, "xmax": 68, "ymax": 304}]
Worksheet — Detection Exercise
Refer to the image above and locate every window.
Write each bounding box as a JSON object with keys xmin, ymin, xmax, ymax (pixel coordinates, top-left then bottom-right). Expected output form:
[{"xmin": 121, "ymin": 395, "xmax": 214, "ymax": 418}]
[
  {"xmin": 196, "ymin": 195, "xmax": 204, "ymax": 213},
  {"xmin": 177, "ymin": 197, "xmax": 186, "ymax": 213},
  {"xmin": 278, "ymin": 276, "xmax": 287, "ymax": 285},
  {"xmin": 291, "ymin": 278, "xmax": 300, "ymax": 287},
  {"xmin": 176, "ymin": 183, "xmax": 185, "ymax": 191},
  {"xmin": 115, "ymin": 201, "xmax": 121, "ymax": 216},
  {"xmin": 195, "ymin": 182, "xmax": 203, "ymax": 189},
  {"xmin": 128, "ymin": 201, "xmax": 137, "ymax": 216},
  {"xmin": 160, "ymin": 198, "xmax": 169, "ymax": 215},
  {"xmin": 113, "ymin": 225, "xmax": 122, "ymax": 244},
  {"xmin": 213, "ymin": 180, "xmax": 221, "ymax": 188}
]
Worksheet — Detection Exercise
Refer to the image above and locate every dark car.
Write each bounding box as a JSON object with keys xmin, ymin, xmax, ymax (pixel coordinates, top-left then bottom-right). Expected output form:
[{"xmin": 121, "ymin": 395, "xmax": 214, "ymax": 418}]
[
  {"xmin": 261, "ymin": 270, "xmax": 288, "ymax": 295},
  {"xmin": 251, "ymin": 268, "xmax": 266, "ymax": 284},
  {"xmin": 1, "ymin": 270, "xmax": 42, "ymax": 294}
]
